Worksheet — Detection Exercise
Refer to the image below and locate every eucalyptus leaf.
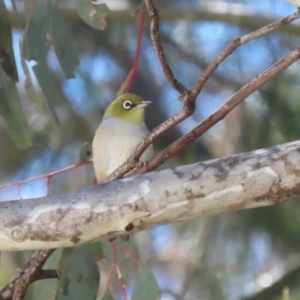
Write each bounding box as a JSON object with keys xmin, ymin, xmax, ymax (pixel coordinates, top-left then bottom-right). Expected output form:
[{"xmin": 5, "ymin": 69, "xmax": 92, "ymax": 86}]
[
  {"xmin": 73, "ymin": 0, "xmax": 110, "ymax": 30},
  {"xmin": 101, "ymin": 290, "xmax": 114, "ymax": 300},
  {"xmin": 55, "ymin": 246, "xmax": 100, "ymax": 300},
  {"xmin": 132, "ymin": 264, "xmax": 160, "ymax": 300},
  {"xmin": 32, "ymin": 64, "xmax": 61, "ymax": 125},
  {"xmin": 51, "ymin": 4, "xmax": 79, "ymax": 78},
  {"xmin": 25, "ymin": 17, "xmax": 48, "ymax": 63},
  {"xmin": 0, "ymin": 65, "xmax": 32, "ymax": 149},
  {"xmin": 25, "ymin": 18, "xmax": 60, "ymax": 124},
  {"xmin": 32, "ymin": 0, "xmax": 48, "ymax": 28},
  {"xmin": 22, "ymin": 59, "xmax": 49, "ymax": 117},
  {"xmin": 24, "ymin": 0, "xmax": 32, "ymax": 22},
  {"xmin": 0, "ymin": 0, "xmax": 18, "ymax": 81}
]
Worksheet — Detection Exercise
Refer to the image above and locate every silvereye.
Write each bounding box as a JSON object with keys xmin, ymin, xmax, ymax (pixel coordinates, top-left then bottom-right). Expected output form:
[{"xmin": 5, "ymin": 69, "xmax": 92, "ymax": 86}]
[{"xmin": 92, "ymin": 93, "xmax": 153, "ymax": 182}]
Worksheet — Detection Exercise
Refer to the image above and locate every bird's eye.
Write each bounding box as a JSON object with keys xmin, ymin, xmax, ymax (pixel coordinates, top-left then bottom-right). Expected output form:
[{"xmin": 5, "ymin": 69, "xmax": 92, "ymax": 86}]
[{"xmin": 123, "ymin": 100, "xmax": 132, "ymax": 109}]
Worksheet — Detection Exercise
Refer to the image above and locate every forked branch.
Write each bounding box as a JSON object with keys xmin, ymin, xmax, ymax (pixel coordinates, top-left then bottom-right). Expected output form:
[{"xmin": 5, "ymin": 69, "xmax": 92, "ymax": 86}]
[{"xmin": 103, "ymin": 2, "xmax": 300, "ymax": 183}]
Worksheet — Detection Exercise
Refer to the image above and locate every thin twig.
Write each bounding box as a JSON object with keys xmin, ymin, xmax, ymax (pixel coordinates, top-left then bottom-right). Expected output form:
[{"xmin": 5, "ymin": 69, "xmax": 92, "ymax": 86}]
[
  {"xmin": 126, "ymin": 3, "xmax": 146, "ymax": 92},
  {"xmin": 144, "ymin": 0, "xmax": 188, "ymax": 96},
  {"xmin": 192, "ymin": 9, "xmax": 300, "ymax": 96},
  {"xmin": 0, "ymin": 160, "xmax": 91, "ymax": 191},
  {"xmin": 162, "ymin": 33, "xmax": 241, "ymax": 91},
  {"xmin": 111, "ymin": 242, "xmax": 128, "ymax": 300}
]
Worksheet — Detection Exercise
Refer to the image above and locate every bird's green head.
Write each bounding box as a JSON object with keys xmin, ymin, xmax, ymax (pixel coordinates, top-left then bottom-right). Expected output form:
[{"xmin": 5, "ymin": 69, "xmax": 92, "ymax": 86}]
[{"xmin": 104, "ymin": 93, "xmax": 152, "ymax": 123}]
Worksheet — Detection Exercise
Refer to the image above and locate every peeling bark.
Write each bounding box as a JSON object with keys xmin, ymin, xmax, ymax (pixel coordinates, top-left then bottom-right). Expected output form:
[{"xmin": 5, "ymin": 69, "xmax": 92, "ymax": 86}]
[{"xmin": 1, "ymin": 140, "xmax": 300, "ymax": 251}]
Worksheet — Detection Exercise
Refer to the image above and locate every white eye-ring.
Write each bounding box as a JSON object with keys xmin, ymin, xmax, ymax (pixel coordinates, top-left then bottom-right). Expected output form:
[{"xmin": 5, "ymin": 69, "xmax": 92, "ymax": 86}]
[{"xmin": 123, "ymin": 100, "xmax": 132, "ymax": 109}]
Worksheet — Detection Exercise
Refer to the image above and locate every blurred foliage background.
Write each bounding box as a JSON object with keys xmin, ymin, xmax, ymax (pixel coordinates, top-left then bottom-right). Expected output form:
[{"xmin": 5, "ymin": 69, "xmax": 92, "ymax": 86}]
[{"xmin": 1, "ymin": 0, "xmax": 300, "ymax": 299}]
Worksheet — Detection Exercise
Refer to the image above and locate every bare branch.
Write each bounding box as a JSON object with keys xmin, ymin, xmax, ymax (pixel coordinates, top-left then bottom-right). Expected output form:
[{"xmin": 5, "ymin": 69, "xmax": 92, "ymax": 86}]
[
  {"xmin": 102, "ymin": 8, "xmax": 300, "ymax": 183},
  {"xmin": 132, "ymin": 46, "xmax": 300, "ymax": 175},
  {"xmin": 192, "ymin": 9, "xmax": 300, "ymax": 96},
  {"xmin": 161, "ymin": 33, "xmax": 241, "ymax": 91},
  {"xmin": 144, "ymin": 0, "xmax": 188, "ymax": 95},
  {"xmin": 1, "ymin": 250, "xmax": 57, "ymax": 300}
]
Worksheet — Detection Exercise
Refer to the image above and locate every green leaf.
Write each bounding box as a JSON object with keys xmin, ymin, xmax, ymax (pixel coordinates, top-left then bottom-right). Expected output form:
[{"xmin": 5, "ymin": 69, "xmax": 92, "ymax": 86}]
[
  {"xmin": 24, "ymin": 0, "xmax": 79, "ymax": 78},
  {"xmin": 25, "ymin": 17, "xmax": 61, "ymax": 124},
  {"xmin": 25, "ymin": 17, "xmax": 48, "ymax": 63},
  {"xmin": 100, "ymin": 241, "xmax": 114, "ymax": 262},
  {"xmin": 24, "ymin": 0, "xmax": 33, "ymax": 22},
  {"xmin": 51, "ymin": 4, "xmax": 79, "ymax": 78},
  {"xmin": 24, "ymin": 8, "xmax": 78, "ymax": 123},
  {"xmin": 32, "ymin": 0, "xmax": 48, "ymax": 26},
  {"xmin": 132, "ymin": 264, "xmax": 160, "ymax": 300},
  {"xmin": 23, "ymin": 59, "xmax": 60, "ymax": 124},
  {"xmin": 73, "ymin": 0, "xmax": 110, "ymax": 30},
  {"xmin": 21, "ymin": 59, "xmax": 48, "ymax": 117},
  {"xmin": 0, "ymin": 0, "xmax": 18, "ymax": 81},
  {"xmin": 55, "ymin": 246, "xmax": 100, "ymax": 300},
  {"xmin": 24, "ymin": 0, "xmax": 51, "ymax": 56},
  {"xmin": 87, "ymin": 241, "xmax": 105, "ymax": 263},
  {"xmin": 32, "ymin": 64, "xmax": 62, "ymax": 125},
  {"xmin": 0, "ymin": 65, "xmax": 32, "ymax": 149},
  {"xmin": 101, "ymin": 290, "xmax": 114, "ymax": 300}
]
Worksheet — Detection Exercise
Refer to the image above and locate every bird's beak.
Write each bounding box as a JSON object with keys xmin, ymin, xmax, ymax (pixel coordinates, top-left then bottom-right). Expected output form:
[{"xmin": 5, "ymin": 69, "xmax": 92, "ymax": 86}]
[{"xmin": 137, "ymin": 101, "xmax": 152, "ymax": 108}]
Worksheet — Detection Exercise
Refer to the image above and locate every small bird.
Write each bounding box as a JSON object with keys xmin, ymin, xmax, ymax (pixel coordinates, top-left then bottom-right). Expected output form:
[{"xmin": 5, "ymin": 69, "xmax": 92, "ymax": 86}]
[{"xmin": 92, "ymin": 93, "xmax": 153, "ymax": 183}]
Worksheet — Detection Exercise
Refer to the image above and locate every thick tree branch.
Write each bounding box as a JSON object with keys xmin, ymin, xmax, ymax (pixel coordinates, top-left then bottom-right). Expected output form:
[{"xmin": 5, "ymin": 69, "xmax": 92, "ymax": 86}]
[{"xmin": 1, "ymin": 140, "xmax": 300, "ymax": 251}]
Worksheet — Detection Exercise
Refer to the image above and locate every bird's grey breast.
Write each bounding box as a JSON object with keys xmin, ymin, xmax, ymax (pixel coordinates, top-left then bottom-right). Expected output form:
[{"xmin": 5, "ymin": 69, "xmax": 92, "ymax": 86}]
[
  {"xmin": 99, "ymin": 118, "xmax": 152, "ymax": 174},
  {"xmin": 101, "ymin": 118, "xmax": 149, "ymax": 141},
  {"xmin": 93, "ymin": 117, "xmax": 153, "ymax": 181}
]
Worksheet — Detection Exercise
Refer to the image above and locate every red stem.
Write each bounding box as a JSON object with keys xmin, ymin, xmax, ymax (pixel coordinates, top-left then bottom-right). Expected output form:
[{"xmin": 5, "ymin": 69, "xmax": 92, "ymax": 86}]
[
  {"xmin": 111, "ymin": 242, "xmax": 129, "ymax": 300},
  {"xmin": 30, "ymin": 0, "xmax": 35, "ymax": 11},
  {"xmin": 126, "ymin": 6, "xmax": 146, "ymax": 92},
  {"xmin": 0, "ymin": 160, "xmax": 92, "ymax": 191}
]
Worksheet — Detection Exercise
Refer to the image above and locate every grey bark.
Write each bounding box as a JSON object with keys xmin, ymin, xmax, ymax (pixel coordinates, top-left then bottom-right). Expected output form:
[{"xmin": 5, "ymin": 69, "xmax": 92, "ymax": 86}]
[{"xmin": 1, "ymin": 140, "xmax": 300, "ymax": 251}]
